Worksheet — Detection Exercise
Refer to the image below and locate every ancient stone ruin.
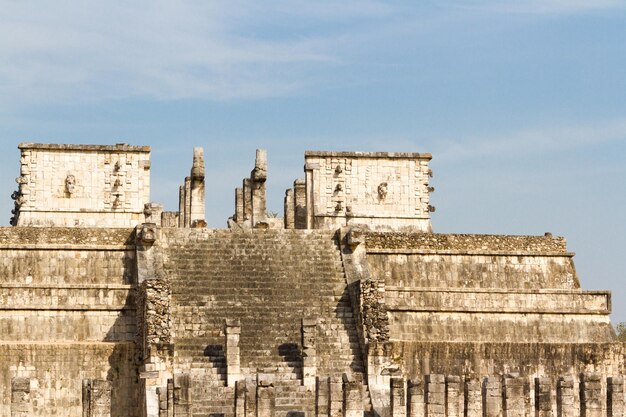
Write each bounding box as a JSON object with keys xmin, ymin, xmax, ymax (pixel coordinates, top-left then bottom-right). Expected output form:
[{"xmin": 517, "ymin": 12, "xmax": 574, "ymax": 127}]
[{"xmin": 2, "ymin": 142, "xmax": 624, "ymax": 417}]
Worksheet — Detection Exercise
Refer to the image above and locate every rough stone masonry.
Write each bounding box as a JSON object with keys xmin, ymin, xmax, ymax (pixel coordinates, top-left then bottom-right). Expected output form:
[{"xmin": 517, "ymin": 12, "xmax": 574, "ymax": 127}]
[{"xmin": 1, "ymin": 142, "xmax": 623, "ymax": 417}]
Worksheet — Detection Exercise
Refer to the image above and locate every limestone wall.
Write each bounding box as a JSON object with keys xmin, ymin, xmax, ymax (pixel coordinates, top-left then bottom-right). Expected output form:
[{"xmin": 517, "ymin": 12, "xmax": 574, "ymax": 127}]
[
  {"xmin": 355, "ymin": 231, "xmax": 618, "ymax": 344},
  {"xmin": 0, "ymin": 343, "xmax": 138, "ymax": 417},
  {"xmin": 390, "ymin": 342, "xmax": 626, "ymax": 378},
  {"xmin": 0, "ymin": 227, "xmax": 140, "ymax": 416},
  {"xmin": 304, "ymin": 151, "xmax": 433, "ymax": 231},
  {"xmin": 13, "ymin": 143, "xmax": 151, "ymax": 227}
]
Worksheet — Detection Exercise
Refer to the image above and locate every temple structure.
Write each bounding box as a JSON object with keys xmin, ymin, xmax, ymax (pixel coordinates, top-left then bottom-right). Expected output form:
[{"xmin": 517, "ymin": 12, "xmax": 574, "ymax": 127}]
[{"xmin": 1, "ymin": 142, "xmax": 623, "ymax": 417}]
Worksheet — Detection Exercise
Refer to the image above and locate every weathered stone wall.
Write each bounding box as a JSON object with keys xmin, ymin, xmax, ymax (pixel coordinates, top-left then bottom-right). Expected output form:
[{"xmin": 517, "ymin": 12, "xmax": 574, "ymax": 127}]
[
  {"xmin": 358, "ymin": 231, "xmax": 617, "ymax": 345},
  {"xmin": 304, "ymin": 151, "xmax": 433, "ymax": 231},
  {"xmin": 391, "ymin": 342, "xmax": 626, "ymax": 378},
  {"xmin": 13, "ymin": 143, "xmax": 151, "ymax": 227},
  {"xmin": 0, "ymin": 343, "xmax": 139, "ymax": 417},
  {"xmin": 0, "ymin": 226, "xmax": 140, "ymax": 416}
]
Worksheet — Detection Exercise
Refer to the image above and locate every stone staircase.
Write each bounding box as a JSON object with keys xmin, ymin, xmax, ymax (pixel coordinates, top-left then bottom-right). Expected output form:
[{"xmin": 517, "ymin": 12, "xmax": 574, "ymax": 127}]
[{"xmin": 162, "ymin": 229, "xmax": 369, "ymax": 416}]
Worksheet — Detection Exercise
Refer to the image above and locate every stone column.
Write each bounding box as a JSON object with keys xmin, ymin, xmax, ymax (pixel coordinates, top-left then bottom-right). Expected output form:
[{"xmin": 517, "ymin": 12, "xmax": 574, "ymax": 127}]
[
  {"xmin": 294, "ymin": 178, "xmax": 307, "ymax": 229},
  {"xmin": 82, "ymin": 379, "xmax": 112, "ymax": 417},
  {"xmin": 12, "ymin": 377, "xmax": 32, "ymax": 417},
  {"xmin": 284, "ymin": 188, "xmax": 295, "ymax": 229},
  {"xmin": 504, "ymin": 376, "xmax": 525, "ymax": 417},
  {"xmin": 251, "ymin": 149, "xmax": 267, "ymax": 226},
  {"xmin": 557, "ymin": 376, "xmax": 578, "ymax": 417},
  {"xmin": 608, "ymin": 376, "xmax": 624, "ymax": 417},
  {"xmin": 391, "ymin": 377, "xmax": 406, "ymax": 417},
  {"xmin": 235, "ymin": 188, "xmax": 244, "ymax": 224},
  {"xmin": 465, "ymin": 378, "xmax": 482, "ymax": 417},
  {"xmin": 226, "ymin": 319, "xmax": 242, "ymax": 387},
  {"xmin": 484, "ymin": 377, "xmax": 502, "ymax": 417},
  {"xmin": 166, "ymin": 379, "xmax": 174, "ymax": 417},
  {"xmin": 189, "ymin": 147, "xmax": 205, "ymax": 226},
  {"xmin": 535, "ymin": 378, "xmax": 553, "ymax": 417},
  {"xmin": 157, "ymin": 386, "xmax": 167, "ymax": 417},
  {"xmin": 184, "ymin": 176, "xmax": 191, "ymax": 227},
  {"xmin": 426, "ymin": 374, "xmax": 445, "ymax": 417},
  {"xmin": 236, "ymin": 380, "xmax": 248, "ymax": 417},
  {"xmin": 581, "ymin": 373, "xmax": 603, "ymax": 417},
  {"xmin": 342, "ymin": 374, "xmax": 362, "ymax": 417},
  {"xmin": 178, "ymin": 185, "xmax": 185, "ymax": 227},
  {"xmin": 173, "ymin": 374, "xmax": 191, "ymax": 417},
  {"xmin": 302, "ymin": 318, "xmax": 317, "ymax": 387},
  {"xmin": 243, "ymin": 178, "xmax": 252, "ymax": 222},
  {"xmin": 408, "ymin": 378, "xmax": 425, "ymax": 417},
  {"xmin": 304, "ymin": 166, "xmax": 314, "ymax": 229},
  {"xmin": 317, "ymin": 376, "xmax": 331, "ymax": 417},
  {"xmin": 330, "ymin": 376, "xmax": 343, "ymax": 417},
  {"xmin": 257, "ymin": 379, "xmax": 275, "ymax": 417},
  {"xmin": 446, "ymin": 376, "xmax": 461, "ymax": 417}
]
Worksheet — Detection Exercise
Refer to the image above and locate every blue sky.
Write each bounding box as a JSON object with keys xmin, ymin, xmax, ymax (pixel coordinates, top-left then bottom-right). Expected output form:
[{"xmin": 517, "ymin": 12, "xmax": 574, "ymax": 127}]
[{"xmin": 1, "ymin": 1, "xmax": 625, "ymax": 322}]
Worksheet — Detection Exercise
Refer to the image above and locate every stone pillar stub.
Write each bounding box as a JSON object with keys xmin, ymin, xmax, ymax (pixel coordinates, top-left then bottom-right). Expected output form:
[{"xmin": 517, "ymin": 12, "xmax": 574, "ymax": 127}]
[
  {"xmin": 342, "ymin": 373, "xmax": 362, "ymax": 417},
  {"xmin": 236, "ymin": 188, "xmax": 244, "ymax": 224},
  {"xmin": 178, "ymin": 185, "xmax": 185, "ymax": 228},
  {"xmin": 408, "ymin": 378, "xmax": 425, "ymax": 417},
  {"xmin": 535, "ymin": 378, "xmax": 553, "ymax": 417},
  {"xmin": 330, "ymin": 376, "xmax": 343, "ymax": 417},
  {"xmin": 581, "ymin": 373, "xmax": 603, "ymax": 417},
  {"xmin": 243, "ymin": 178, "xmax": 252, "ymax": 222},
  {"xmin": 226, "ymin": 319, "xmax": 242, "ymax": 387},
  {"xmin": 12, "ymin": 377, "xmax": 33, "ymax": 417},
  {"xmin": 466, "ymin": 378, "xmax": 482, "ymax": 417},
  {"xmin": 294, "ymin": 178, "xmax": 307, "ymax": 229},
  {"xmin": 257, "ymin": 377, "xmax": 275, "ymax": 417},
  {"xmin": 426, "ymin": 374, "xmax": 445, "ymax": 417},
  {"xmin": 446, "ymin": 375, "xmax": 461, "ymax": 417},
  {"xmin": 484, "ymin": 376, "xmax": 502, "ymax": 417},
  {"xmin": 82, "ymin": 379, "xmax": 112, "ymax": 417},
  {"xmin": 189, "ymin": 147, "xmax": 205, "ymax": 226},
  {"xmin": 317, "ymin": 376, "xmax": 331, "ymax": 417},
  {"xmin": 251, "ymin": 148, "xmax": 267, "ymax": 227},
  {"xmin": 284, "ymin": 188, "xmax": 295, "ymax": 229},
  {"xmin": 557, "ymin": 376, "xmax": 578, "ymax": 417},
  {"xmin": 504, "ymin": 376, "xmax": 526, "ymax": 417},
  {"xmin": 391, "ymin": 377, "xmax": 406, "ymax": 417},
  {"xmin": 608, "ymin": 376, "xmax": 624, "ymax": 417},
  {"xmin": 184, "ymin": 176, "xmax": 191, "ymax": 228},
  {"xmin": 235, "ymin": 379, "xmax": 248, "ymax": 417},
  {"xmin": 302, "ymin": 318, "xmax": 317, "ymax": 387}
]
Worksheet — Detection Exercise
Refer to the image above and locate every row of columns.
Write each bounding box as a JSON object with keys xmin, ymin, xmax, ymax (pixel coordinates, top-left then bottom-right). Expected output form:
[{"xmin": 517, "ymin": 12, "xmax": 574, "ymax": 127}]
[
  {"xmin": 233, "ymin": 149, "xmax": 268, "ymax": 228},
  {"xmin": 388, "ymin": 374, "xmax": 625, "ymax": 417},
  {"xmin": 284, "ymin": 178, "xmax": 307, "ymax": 229}
]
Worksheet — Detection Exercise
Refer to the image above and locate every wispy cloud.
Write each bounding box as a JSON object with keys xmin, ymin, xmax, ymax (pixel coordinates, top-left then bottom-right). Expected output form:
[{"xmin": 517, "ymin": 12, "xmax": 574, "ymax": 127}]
[
  {"xmin": 0, "ymin": 0, "xmax": 397, "ymax": 105},
  {"xmin": 435, "ymin": 118, "xmax": 626, "ymax": 163},
  {"xmin": 439, "ymin": 0, "xmax": 626, "ymax": 15}
]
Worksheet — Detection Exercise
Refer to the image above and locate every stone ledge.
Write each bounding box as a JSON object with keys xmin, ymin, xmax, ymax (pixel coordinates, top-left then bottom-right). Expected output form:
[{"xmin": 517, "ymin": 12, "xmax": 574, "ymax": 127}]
[
  {"xmin": 364, "ymin": 232, "xmax": 568, "ymax": 253},
  {"xmin": 0, "ymin": 306, "xmax": 136, "ymax": 311},
  {"xmin": 304, "ymin": 150, "xmax": 432, "ymax": 159},
  {"xmin": 368, "ymin": 248, "xmax": 575, "ymax": 256},
  {"xmin": 0, "ymin": 227, "xmax": 135, "ymax": 245},
  {"xmin": 18, "ymin": 142, "xmax": 151, "ymax": 152},
  {"xmin": 385, "ymin": 288, "xmax": 611, "ymax": 314}
]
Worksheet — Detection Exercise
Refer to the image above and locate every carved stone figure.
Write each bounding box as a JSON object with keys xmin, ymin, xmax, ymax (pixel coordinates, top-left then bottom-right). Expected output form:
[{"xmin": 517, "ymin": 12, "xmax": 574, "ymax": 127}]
[
  {"xmin": 377, "ymin": 182, "xmax": 388, "ymax": 201},
  {"xmin": 65, "ymin": 174, "xmax": 76, "ymax": 196}
]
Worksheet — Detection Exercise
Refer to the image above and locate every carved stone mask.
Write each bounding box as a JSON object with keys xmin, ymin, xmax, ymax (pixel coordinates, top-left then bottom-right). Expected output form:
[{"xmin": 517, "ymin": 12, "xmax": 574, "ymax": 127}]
[
  {"xmin": 65, "ymin": 175, "xmax": 76, "ymax": 195},
  {"xmin": 377, "ymin": 182, "xmax": 388, "ymax": 200}
]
